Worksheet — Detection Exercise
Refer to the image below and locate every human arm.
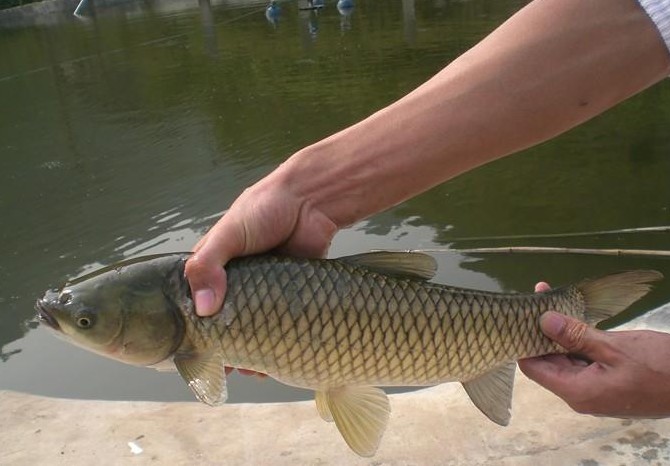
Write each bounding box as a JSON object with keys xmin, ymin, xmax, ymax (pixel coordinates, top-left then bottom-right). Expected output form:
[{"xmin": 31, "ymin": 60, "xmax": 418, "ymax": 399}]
[
  {"xmin": 519, "ymin": 283, "xmax": 670, "ymax": 417},
  {"xmin": 186, "ymin": 0, "xmax": 670, "ymax": 316}
]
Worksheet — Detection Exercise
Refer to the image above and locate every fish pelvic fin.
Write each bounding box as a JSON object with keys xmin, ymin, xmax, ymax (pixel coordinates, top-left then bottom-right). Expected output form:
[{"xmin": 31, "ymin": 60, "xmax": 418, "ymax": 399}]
[
  {"xmin": 338, "ymin": 251, "xmax": 437, "ymax": 280},
  {"xmin": 174, "ymin": 350, "xmax": 228, "ymax": 406},
  {"xmin": 462, "ymin": 362, "xmax": 516, "ymax": 426},
  {"xmin": 315, "ymin": 391, "xmax": 334, "ymax": 422},
  {"xmin": 576, "ymin": 270, "xmax": 663, "ymax": 325},
  {"xmin": 316, "ymin": 386, "xmax": 390, "ymax": 457}
]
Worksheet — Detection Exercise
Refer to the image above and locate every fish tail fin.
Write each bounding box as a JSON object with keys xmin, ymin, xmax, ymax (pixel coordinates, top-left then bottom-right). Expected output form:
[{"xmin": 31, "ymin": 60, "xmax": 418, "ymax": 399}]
[{"xmin": 576, "ymin": 270, "xmax": 663, "ymax": 325}]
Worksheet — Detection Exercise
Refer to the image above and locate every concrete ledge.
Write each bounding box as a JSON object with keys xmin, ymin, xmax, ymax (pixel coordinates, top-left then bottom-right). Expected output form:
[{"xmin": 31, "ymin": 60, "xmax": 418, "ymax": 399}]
[{"xmin": 2, "ymin": 372, "xmax": 670, "ymax": 465}]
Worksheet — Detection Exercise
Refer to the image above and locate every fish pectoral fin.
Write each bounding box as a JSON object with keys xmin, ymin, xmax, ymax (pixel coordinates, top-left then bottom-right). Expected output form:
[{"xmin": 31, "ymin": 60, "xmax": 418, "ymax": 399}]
[
  {"xmin": 338, "ymin": 251, "xmax": 437, "ymax": 280},
  {"xmin": 462, "ymin": 362, "xmax": 516, "ymax": 426},
  {"xmin": 174, "ymin": 351, "xmax": 228, "ymax": 406},
  {"xmin": 322, "ymin": 386, "xmax": 390, "ymax": 457},
  {"xmin": 315, "ymin": 391, "xmax": 334, "ymax": 422}
]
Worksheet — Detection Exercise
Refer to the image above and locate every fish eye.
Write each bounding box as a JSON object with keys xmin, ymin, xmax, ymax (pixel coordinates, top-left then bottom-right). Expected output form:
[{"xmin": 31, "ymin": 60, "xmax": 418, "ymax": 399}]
[
  {"xmin": 59, "ymin": 292, "xmax": 72, "ymax": 305},
  {"xmin": 75, "ymin": 312, "xmax": 95, "ymax": 329}
]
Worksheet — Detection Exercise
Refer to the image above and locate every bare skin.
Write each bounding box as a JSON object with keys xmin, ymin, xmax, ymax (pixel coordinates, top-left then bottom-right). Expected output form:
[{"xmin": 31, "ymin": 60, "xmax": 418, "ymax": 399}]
[
  {"xmin": 185, "ymin": 0, "xmax": 670, "ymax": 415},
  {"xmin": 519, "ymin": 283, "xmax": 670, "ymax": 418}
]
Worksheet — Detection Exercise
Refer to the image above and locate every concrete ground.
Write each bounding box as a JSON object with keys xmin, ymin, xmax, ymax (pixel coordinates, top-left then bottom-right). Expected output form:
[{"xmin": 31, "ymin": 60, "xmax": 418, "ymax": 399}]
[
  {"xmin": 3, "ymin": 307, "xmax": 670, "ymax": 466},
  {"xmin": 2, "ymin": 375, "xmax": 670, "ymax": 465}
]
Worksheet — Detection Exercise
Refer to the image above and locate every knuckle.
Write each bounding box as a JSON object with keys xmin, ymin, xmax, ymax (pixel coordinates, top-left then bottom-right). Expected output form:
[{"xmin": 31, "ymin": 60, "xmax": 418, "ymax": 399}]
[
  {"xmin": 184, "ymin": 255, "xmax": 210, "ymax": 281},
  {"xmin": 562, "ymin": 320, "xmax": 589, "ymax": 352}
]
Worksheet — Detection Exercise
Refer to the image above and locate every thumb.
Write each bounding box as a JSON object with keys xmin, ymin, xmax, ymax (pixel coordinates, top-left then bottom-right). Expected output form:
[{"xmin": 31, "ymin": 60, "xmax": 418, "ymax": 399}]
[
  {"xmin": 539, "ymin": 311, "xmax": 614, "ymax": 362},
  {"xmin": 185, "ymin": 251, "xmax": 228, "ymax": 317},
  {"xmin": 185, "ymin": 210, "xmax": 248, "ymax": 317}
]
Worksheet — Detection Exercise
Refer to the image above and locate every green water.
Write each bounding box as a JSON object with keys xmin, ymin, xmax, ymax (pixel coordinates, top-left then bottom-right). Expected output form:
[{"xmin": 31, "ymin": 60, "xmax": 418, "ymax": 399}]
[{"xmin": 1, "ymin": 0, "xmax": 668, "ymax": 403}]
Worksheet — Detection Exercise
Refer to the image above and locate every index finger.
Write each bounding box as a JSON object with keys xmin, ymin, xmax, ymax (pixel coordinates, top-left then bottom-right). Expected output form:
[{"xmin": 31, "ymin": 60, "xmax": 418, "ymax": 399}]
[
  {"xmin": 535, "ymin": 281, "xmax": 551, "ymax": 293},
  {"xmin": 518, "ymin": 355, "xmax": 604, "ymax": 400}
]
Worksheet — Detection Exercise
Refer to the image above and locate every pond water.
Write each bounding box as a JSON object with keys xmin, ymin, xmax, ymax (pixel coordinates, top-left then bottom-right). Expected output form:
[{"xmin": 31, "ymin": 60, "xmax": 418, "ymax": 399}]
[{"xmin": 1, "ymin": 0, "xmax": 669, "ymax": 404}]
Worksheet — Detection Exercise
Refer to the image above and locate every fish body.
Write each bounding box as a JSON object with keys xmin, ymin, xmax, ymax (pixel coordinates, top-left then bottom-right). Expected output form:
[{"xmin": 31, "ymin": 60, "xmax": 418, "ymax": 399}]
[
  {"xmin": 192, "ymin": 255, "xmax": 560, "ymax": 387},
  {"xmin": 37, "ymin": 252, "xmax": 662, "ymax": 456}
]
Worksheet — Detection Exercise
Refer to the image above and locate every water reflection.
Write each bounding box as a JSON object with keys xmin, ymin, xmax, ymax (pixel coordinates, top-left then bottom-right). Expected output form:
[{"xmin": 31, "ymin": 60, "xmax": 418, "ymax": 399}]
[
  {"xmin": 298, "ymin": 6, "xmax": 320, "ymax": 42},
  {"xmin": 198, "ymin": 0, "xmax": 218, "ymax": 57},
  {"xmin": 336, "ymin": 0, "xmax": 353, "ymax": 30},
  {"xmin": 402, "ymin": 0, "xmax": 416, "ymax": 45},
  {"xmin": 264, "ymin": 0, "xmax": 280, "ymax": 26}
]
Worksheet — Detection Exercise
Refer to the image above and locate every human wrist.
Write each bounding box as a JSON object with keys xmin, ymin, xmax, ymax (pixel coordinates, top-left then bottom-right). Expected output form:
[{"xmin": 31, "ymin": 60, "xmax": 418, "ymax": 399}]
[{"xmin": 276, "ymin": 134, "xmax": 373, "ymax": 229}]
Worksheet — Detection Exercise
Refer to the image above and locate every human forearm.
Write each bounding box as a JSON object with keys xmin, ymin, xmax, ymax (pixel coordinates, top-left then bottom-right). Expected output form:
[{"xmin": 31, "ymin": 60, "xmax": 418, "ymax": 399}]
[
  {"xmin": 186, "ymin": 0, "xmax": 670, "ymax": 317},
  {"xmin": 272, "ymin": 0, "xmax": 669, "ymax": 228}
]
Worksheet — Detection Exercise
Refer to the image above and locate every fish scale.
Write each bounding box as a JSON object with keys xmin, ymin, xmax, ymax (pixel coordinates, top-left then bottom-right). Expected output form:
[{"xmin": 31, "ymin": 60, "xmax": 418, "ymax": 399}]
[{"xmin": 183, "ymin": 255, "xmax": 569, "ymax": 388}]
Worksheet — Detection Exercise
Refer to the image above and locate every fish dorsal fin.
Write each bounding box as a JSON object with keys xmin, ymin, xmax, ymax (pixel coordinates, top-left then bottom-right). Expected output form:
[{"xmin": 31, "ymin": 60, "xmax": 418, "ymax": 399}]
[
  {"xmin": 462, "ymin": 362, "xmax": 516, "ymax": 426},
  {"xmin": 338, "ymin": 251, "xmax": 437, "ymax": 280},
  {"xmin": 174, "ymin": 351, "xmax": 228, "ymax": 406},
  {"xmin": 319, "ymin": 386, "xmax": 390, "ymax": 457},
  {"xmin": 315, "ymin": 390, "xmax": 334, "ymax": 422}
]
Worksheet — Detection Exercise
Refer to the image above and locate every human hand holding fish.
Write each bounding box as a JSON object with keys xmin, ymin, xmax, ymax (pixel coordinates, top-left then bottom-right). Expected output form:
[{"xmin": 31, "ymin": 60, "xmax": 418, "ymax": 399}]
[
  {"xmin": 519, "ymin": 282, "xmax": 670, "ymax": 418},
  {"xmin": 183, "ymin": 0, "xmax": 670, "ymax": 411},
  {"xmin": 185, "ymin": 178, "xmax": 338, "ymax": 378},
  {"xmin": 185, "ymin": 177, "xmax": 338, "ymax": 317}
]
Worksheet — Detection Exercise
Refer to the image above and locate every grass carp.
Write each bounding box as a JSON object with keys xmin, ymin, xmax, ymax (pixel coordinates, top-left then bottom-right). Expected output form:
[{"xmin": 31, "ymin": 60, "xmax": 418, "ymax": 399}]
[{"xmin": 36, "ymin": 252, "xmax": 662, "ymax": 456}]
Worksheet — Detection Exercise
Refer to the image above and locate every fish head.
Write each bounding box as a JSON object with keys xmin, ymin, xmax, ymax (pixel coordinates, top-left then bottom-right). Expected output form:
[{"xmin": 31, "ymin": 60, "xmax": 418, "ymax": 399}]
[
  {"xmin": 36, "ymin": 283, "xmax": 127, "ymax": 359},
  {"xmin": 36, "ymin": 254, "xmax": 188, "ymax": 367}
]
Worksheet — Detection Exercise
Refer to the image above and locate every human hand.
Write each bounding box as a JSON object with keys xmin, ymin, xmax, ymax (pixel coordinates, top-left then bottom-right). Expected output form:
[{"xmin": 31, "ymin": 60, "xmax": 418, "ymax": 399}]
[
  {"xmin": 185, "ymin": 177, "xmax": 339, "ymax": 317},
  {"xmin": 518, "ymin": 283, "xmax": 670, "ymax": 418}
]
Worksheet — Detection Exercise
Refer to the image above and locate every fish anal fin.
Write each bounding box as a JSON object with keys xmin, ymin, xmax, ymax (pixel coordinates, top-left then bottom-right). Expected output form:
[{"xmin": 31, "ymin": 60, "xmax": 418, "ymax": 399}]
[
  {"xmin": 174, "ymin": 351, "xmax": 228, "ymax": 406},
  {"xmin": 338, "ymin": 251, "xmax": 437, "ymax": 280},
  {"xmin": 462, "ymin": 362, "xmax": 516, "ymax": 426},
  {"xmin": 322, "ymin": 386, "xmax": 390, "ymax": 457}
]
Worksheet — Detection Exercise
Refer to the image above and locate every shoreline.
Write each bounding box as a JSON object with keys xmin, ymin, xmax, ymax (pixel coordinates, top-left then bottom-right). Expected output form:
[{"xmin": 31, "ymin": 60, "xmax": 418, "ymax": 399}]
[{"xmin": 3, "ymin": 372, "xmax": 670, "ymax": 465}]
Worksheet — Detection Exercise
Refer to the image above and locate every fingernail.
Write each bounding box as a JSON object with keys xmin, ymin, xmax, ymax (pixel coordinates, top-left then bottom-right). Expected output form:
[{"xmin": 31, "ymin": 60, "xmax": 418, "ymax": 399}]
[
  {"xmin": 194, "ymin": 289, "xmax": 215, "ymax": 315},
  {"xmin": 540, "ymin": 312, "xmax": 566, "ymax": 338}
]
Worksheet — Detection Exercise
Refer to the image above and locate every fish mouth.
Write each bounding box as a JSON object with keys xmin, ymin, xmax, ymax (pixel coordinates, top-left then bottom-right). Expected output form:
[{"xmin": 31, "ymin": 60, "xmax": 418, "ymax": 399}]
[{"xmin": 35, "ymin": 299, "xmax": 61, "ymax": 331}]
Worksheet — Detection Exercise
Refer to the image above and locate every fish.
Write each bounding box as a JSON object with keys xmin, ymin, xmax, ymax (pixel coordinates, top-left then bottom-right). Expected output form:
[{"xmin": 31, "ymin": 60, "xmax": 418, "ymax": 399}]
[{"xmin": 36, "ymin": 252, "xmax": 662, "ymax": 456}]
